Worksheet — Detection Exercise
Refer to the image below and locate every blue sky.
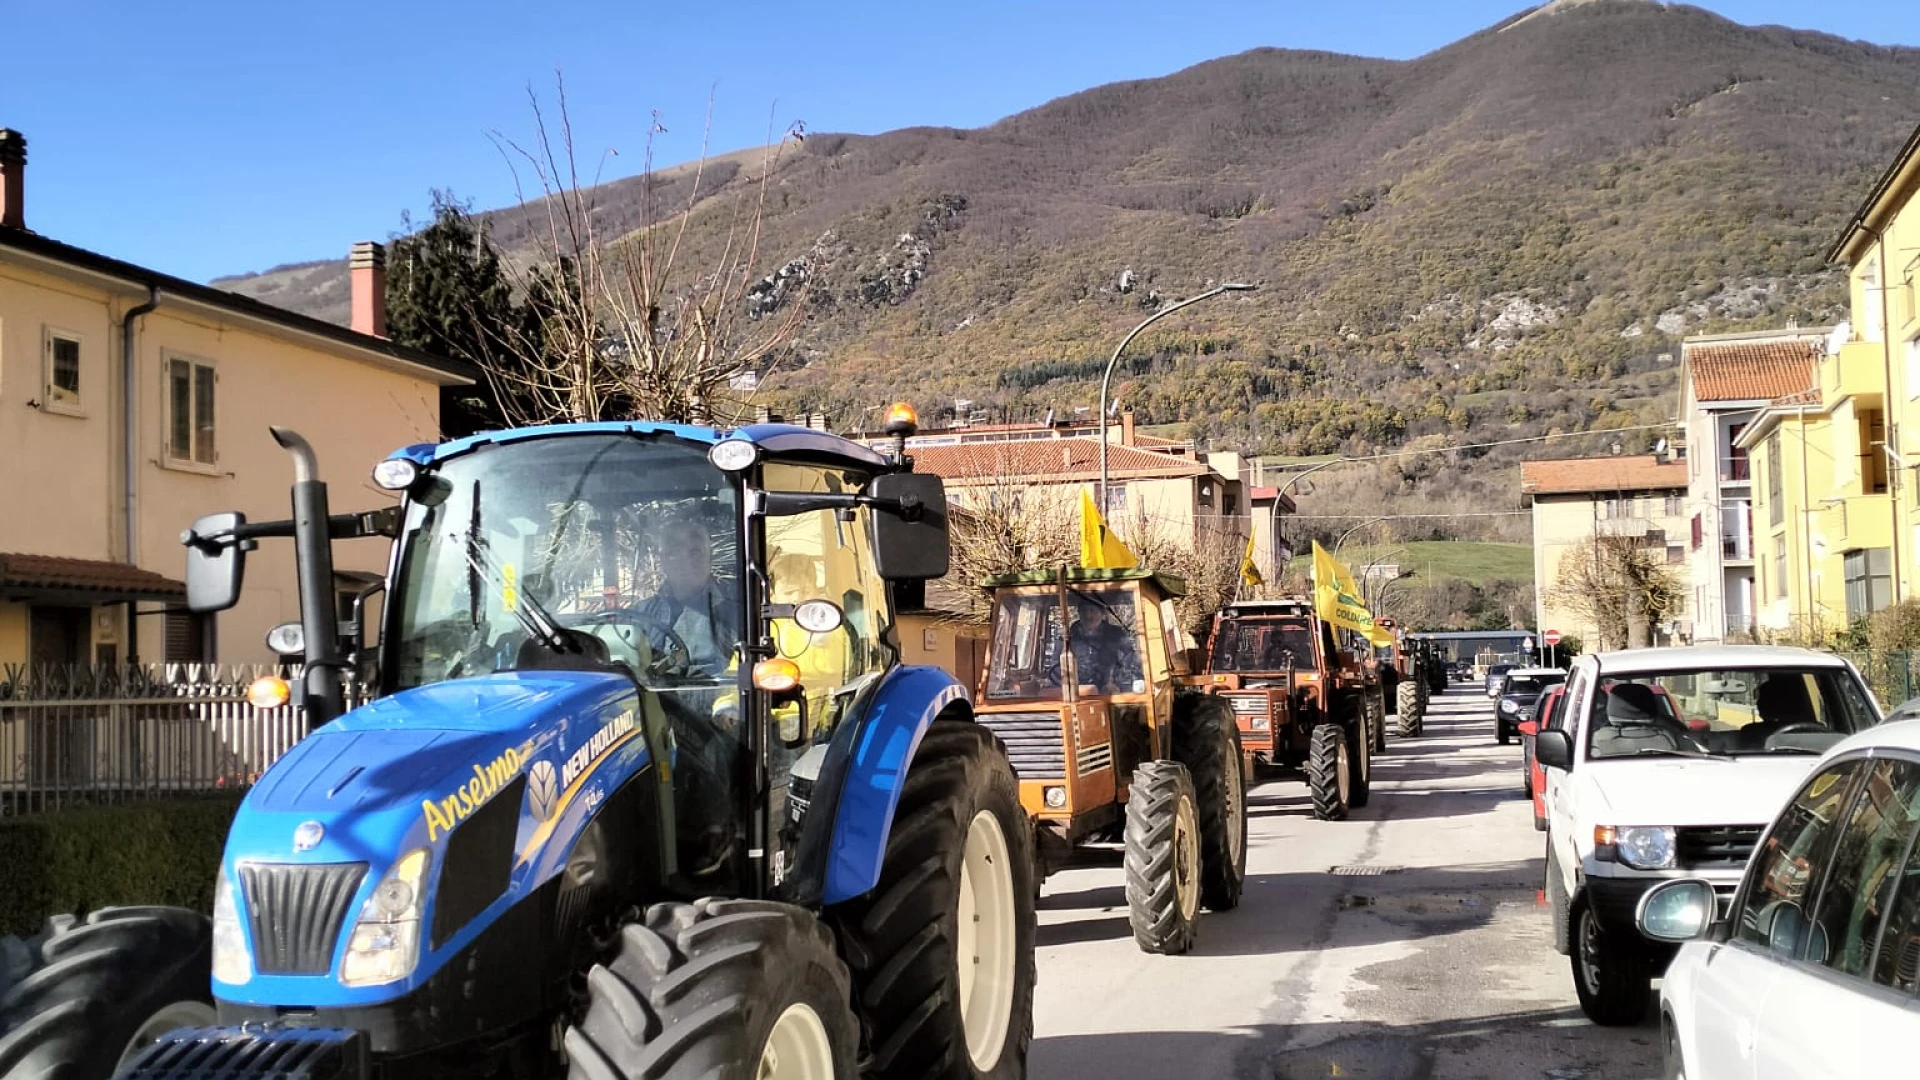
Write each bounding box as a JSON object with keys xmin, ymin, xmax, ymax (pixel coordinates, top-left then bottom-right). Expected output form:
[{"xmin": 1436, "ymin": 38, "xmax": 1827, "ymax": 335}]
[{"xmin": 6, "ymin": 1, "xmax": 1915, "ymax": 284}]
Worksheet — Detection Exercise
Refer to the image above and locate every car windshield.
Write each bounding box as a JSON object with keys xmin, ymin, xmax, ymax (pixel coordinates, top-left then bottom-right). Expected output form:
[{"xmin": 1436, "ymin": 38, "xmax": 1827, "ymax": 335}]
[
  {"xmin": 1209, "ymin": 617, "xmax": 1316, "ymax": 672},
  {"xmin": 1488, "ymin": 664, "xmax": 1515, "ymax": 678},
  {"xmin": 387, "ymin": 434, "xmax": 741, "ymax": 691},
  {"xmin": 1504, "ymin": 674, "xmax": 1564, "ymax": 697},
  {"xmin": 1585, "ymin": 666, "xmax": 1880, "ymax": 760}
]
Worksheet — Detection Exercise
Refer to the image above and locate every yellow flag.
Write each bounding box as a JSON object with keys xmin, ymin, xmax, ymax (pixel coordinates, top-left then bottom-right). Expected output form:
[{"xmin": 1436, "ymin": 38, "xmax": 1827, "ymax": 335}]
[
  {"xmin": 1311, "ymin": 541, "xmax": 1379, "ymax": 638},
  {"xmin": 1239, "ymin": 530, "xmax": 1263, "ymax": 587},
  {"xmin": 1080, "ymin": 488, "xmax": 1138, "ymax": 569}
]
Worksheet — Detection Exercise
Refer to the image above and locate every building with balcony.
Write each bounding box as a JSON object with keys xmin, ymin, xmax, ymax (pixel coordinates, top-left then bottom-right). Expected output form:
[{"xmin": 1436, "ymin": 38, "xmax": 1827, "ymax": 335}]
[
  {"xmin": 1520, "ymin": 453, "xmax": 1690, "ymax": 650},
  {"xmin": 1675, "ymin": 328, "xmax": 1827, "ymax": 641}
]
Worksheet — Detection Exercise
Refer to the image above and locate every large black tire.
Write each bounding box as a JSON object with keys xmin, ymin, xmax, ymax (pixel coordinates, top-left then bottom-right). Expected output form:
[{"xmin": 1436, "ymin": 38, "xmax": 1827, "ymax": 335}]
[
  {"xmin": 1368, "ymin": 689, "xmax": 1387, "ymax": 755},
  {"xmin": 1570, "ymin": 896, "xmax": 1653, "ymax": 1027},
  {"xmin": 1123, "ymin": 761, "xmax": 1202, "ymax": 955},
  {"xmin": 1346, "ymin": 697, "xmax": 1373, "ymax": 810},
  {"xmin": 825, "ymin": 719, "xmax": 1035, "ymax": 1080},
  {"xmin": 1497, "ymin": 717, "xmax": 1512, "ymax": 746},
  {"xmin": 1306, "ymin": 721, "xmax": 1350, "ymax": 822},
  {"xmin": 1173, "ymin": 696, "xmax": 1247, "ymax": 913},
  {"xmin": 1396, "ymin": 682, "xmax": 1422, "ymax": 737},
  {"xmin": 0, "ymin": 906, "xmax": 215, "ymax": 1080},
  {"xmin": 566, "ymin": 899, "xmax": 860, "ymax": 1080}
]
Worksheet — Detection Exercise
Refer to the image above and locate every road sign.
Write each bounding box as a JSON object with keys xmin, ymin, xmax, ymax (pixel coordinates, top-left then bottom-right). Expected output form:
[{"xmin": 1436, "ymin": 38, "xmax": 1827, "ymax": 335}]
[{"xmin": 1544, "ymin": 629, "xmax": 1562, "ymax": 646}]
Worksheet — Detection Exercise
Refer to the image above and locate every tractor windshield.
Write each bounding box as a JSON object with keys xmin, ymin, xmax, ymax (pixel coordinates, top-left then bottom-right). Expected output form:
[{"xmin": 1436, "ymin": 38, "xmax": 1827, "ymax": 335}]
[
  {"xmin": 985, "ymin": 584, "xmax": 1146, "ymax": 699},
  {"xmin": 387, "ymin": 433, "xmax": 741, "ymax": 691},
  {"xmin": 1210, "ymin": 617, "xmax": 1316, "ymax": 673}
]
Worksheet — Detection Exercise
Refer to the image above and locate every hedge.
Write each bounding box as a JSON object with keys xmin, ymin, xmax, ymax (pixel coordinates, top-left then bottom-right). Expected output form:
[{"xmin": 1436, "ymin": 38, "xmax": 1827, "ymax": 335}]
[{"xmin": 0, "ymin": 794, "xmax": 245, "ymax": 936}]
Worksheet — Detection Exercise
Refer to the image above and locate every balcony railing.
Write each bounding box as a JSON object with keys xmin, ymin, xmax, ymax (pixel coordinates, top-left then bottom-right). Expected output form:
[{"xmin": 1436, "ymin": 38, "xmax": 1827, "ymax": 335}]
[{"xmin": 1720, "ymin": 458, "xmax": 1751, "ymax": 482}]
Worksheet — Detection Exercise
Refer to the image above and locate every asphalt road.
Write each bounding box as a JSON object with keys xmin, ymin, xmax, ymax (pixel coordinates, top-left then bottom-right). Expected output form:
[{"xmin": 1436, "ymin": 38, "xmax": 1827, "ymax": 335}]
[{"xmin": 1028, "ymin": 684, "xmax": 1665, "ymax": 1080}]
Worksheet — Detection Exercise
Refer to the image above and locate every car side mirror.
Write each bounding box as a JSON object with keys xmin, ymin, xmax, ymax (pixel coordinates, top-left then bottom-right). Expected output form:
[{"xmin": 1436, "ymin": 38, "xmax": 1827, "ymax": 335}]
[
  {"xmin": 1535, "ymin": 729, "xmax": 1573, "ymax": 771},
  {"xmin": 868, "ymin": 472, "xmax": 949, "ymax": 580},
  {"xmin": 1636, "ymin": 878, "xmax": 1719, "ymax": 943}
]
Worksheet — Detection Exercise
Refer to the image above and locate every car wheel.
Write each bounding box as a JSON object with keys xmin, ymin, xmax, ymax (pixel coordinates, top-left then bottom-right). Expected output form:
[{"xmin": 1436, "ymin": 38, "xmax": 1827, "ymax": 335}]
[
  {"xmin": 1496, "ymin": 720, "xmax": 1511, "ymax": 746},
  {"xmin": 1570, "ymin": 896, "xmax": 1652, "ymax": 1027},
  {"xmin": 1662, "ymin": 1018, "xmax": 1687, "ymax": 1080}
]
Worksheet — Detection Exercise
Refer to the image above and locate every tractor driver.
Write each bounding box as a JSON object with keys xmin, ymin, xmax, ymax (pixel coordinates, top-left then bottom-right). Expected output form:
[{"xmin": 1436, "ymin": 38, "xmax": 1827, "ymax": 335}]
[
  {"xmin": 1069, "ymin": 592, "xmax": 1141, "ymax": 693},
  {"xmin": 633, "ymin": 518, "xmax": 741, "ymax": 677}
]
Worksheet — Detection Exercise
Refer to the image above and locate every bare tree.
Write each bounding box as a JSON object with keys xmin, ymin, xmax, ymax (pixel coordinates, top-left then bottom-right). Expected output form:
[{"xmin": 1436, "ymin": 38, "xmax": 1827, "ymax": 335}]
[
  {"xmin": 1548, "ymin": 535, "xmax": 1681, "ymax": 651},
  {"xmin": 470, "ymin": 74, "xmax": 814, "ymax": 426}
]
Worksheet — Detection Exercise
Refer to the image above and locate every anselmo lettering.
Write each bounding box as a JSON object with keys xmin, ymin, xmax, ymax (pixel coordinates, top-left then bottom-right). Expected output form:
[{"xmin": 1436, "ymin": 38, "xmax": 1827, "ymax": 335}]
[{"xmin": 423, "ymin": 746, "xmax": 529, "ymax": 842}]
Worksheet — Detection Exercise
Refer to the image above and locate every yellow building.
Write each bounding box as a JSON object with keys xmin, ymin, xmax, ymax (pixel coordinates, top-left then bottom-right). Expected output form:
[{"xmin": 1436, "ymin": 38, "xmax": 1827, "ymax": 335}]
[
  {"xmin": 0, "ymin": 129, "xmax": 471, "ymax": 671},
  {"xmin": 1519, "ymin": 454, "xmax": 1691, "ymax": 650},
  {"xmin": 1740, "ymin": 121, "xmax": 1920, "ymax": 637}
]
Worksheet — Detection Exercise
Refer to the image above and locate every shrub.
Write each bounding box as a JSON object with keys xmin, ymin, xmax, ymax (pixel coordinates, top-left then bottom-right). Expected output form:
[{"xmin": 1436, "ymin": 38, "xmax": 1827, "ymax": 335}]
[{"xmin": 0, "ymin": 794, "xmax": 243, "ymax": 936}]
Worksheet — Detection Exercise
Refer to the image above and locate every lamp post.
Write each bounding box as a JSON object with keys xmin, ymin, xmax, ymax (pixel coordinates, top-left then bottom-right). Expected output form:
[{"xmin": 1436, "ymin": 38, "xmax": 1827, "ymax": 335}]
[
  {"xmin": 1334, "ymin": 516, "xmax": 1389, "ymax": 555},
  {"xmin": 1279, "ymin": 456, "xmax": 1348, "ymax": 498},
  {"xmin": 1098, "ymin": 282, "xmax": 1258, "ymax": 509}
]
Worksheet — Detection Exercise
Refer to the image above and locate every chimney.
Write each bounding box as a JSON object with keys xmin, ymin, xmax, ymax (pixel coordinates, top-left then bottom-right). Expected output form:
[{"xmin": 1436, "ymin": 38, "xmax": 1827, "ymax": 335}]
[
  {"xmin": 1121, "ymin": 410, "xmax": 1137, "ymax": 447},
  {"xmin": 349, "ymin": 241, "xmax": 387, "ymax": 338},
  {"xmin": 0, "ymin": 130, "xmax": 24, "ymax": 231}
]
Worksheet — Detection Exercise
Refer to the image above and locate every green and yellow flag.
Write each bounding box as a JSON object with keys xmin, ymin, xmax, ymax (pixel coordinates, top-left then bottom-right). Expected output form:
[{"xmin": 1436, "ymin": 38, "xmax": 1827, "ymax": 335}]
[
  {"xmin": 1311, "ymin": 540, "xmax": 1381, "ymax": 639},
  {"xmin": 1239, "ymin": 530, "xmax": 1264, "ymax": 587},
  {"xmin": 1080, "ymin": 488, "xmax": 1138, "ymax": 569}
]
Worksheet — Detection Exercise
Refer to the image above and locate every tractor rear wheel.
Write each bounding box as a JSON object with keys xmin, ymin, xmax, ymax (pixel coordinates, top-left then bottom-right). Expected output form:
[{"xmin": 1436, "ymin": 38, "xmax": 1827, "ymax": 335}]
[
  {"xmin": 1348, "ymin": 705, "xmax": 1373, "ymax": 810},
  {"xmin": 1396, "ymin": 681, "xmax": 1423, "ymax": 737},
  {"xmin": 565, "ymin": 899, "xmax": 859, "ymax": 1080},
  {"xmin": 1368, "ymin": 689, "xmax": 1387, "ymax": 754},
  {"xmin": 0, "ymin": 906, "xmax": 216, "ymax": 1080},
  {"xmin": 1306, "ymin": 722, "xmax": 1350, "ymax": 822},
  {"xmin": 826, "ymin": 719, "xmax": 1035, "ymax": 1080},
  {"xmin": 1174, "ymin": 695, "xmax": 1247, "ymax": 912},
  {"xmin": 1124, "ymin": 760, "xmax": 1203, "ymax": 954}
]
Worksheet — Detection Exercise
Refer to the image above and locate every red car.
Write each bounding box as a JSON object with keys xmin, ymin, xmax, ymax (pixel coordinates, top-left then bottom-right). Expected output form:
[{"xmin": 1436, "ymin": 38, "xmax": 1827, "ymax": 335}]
[{"xmin": 1518, "ymin": 685, "xmax": 1566, "ymax": 832}]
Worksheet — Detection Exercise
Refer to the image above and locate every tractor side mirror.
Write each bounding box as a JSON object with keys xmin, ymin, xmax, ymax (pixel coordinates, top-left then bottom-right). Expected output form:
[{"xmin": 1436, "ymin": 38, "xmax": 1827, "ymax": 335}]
[
  {"xmin": 868, "ymin": 472, "xmax": 949, "ymax": 580},
  {"xmin": 183, "ymin": 512, "xmax": 248, "ymax": 614}
]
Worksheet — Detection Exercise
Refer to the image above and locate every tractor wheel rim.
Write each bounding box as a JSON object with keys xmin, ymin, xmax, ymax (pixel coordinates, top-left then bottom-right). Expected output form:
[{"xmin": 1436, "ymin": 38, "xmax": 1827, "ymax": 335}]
[
  {"xmin": 118, "ymin": 1001, "xmax": 217, "ymax": 1070},
  {"xmin": 957, "ymin": 808, "xmax": 1017, "ymax": 1071},
  {"xmin": 1224, "ymin": 731, "xmax": 1245, "ymax": 863},
  {"xmin": 1175, "ymin": 793, "xmax": 1201, "ymax": 922},
  {"xmin": 758, "ymin": 1002, "xmax": 835, "ymax": 1080},
  {"xmin": 1336, "ymin": 737, "xmax": 1350, "ymax": 804}
]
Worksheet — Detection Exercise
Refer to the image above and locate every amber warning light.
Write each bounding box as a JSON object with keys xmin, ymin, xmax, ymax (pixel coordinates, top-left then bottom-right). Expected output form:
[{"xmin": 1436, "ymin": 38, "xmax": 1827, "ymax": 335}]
[{"xmin": 883, "ymin": 402, "xmax": 918, "ymax": 436}]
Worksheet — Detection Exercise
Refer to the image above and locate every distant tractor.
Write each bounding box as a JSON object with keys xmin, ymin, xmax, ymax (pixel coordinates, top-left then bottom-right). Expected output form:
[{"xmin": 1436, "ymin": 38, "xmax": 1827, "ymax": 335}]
[
  {"xmin": 1375, "ymin": 620, "xmax": 1428, "ymax": 737},
  {"xmin": 1197, "ymin": 598, "xmax": 1376, "ymax": 821},
  {"xmin": 973, "ymin": 568, "xmax": 1247, "ymax": 956}
]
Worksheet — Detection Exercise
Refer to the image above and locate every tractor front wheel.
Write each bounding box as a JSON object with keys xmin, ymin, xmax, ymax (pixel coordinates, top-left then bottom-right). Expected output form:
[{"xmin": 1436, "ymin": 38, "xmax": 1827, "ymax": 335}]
[
  {"xmin": 826, "ymin": 719, "xmax": 1035, "ymax": 1080},
  {"xmin": 1306, "ymin": 722, "xmax": 1350, "ymax": 822},
  {"xmin": 1174, "ymin": 695, "xmax": 1247, "ymax": 912},
  {"xmin": 1124, "ymin": 760, "xmax": 1204, "ymax": 955},
  {"xmin": 0, "ymin": 906, "xmax": 216, "ymax": 1080},
  {"xmin": 565, "ymin": 899, "xmax": 860, "ymax": 1080}
]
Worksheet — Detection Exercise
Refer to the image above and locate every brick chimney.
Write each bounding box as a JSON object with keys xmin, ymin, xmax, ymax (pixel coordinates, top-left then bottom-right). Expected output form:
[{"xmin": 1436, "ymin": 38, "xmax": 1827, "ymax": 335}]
[
  {"xmin": 349, "ymin": 241, "xmax": 387, "ymax": 338},
  {"xmin": 0, "ymin": 130, "xmax": 25, "ymax": 231},
  {"xmin": 1120, "ymin": 409, "xmax": 1137, "ymax": 447}
]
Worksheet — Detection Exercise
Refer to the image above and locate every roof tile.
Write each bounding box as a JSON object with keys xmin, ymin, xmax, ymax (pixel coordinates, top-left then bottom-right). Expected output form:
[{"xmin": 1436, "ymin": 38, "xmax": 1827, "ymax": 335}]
[
  {"xmin": 910, "ymin": 438, "xmax": 1208, "ymax": 483},
  {"xmin": 0, "ymin": 553, "xmax": 186, "ymax": 599},
  {"xmin": 1685, "ymin": 338, "xmax": 1820, "ymax": 402},
  {"xmin": 1520, "ymin": 455, "xmax": 1687, "ymax": 496}
]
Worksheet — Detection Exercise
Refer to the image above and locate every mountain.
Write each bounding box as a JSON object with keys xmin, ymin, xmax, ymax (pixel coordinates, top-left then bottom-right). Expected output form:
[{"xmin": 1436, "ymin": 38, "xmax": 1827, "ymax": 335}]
[{"xmin": 214, "ymin": 0, "xmax": 1920, "ymax": 539}]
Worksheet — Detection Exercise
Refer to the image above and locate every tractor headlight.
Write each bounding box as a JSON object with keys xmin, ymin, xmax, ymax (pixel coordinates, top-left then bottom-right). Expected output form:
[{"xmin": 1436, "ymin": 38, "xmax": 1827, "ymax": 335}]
[
  {"xmin": 211, "ymin": 871, "xmax": 252, "ymax": 986},
  {"xmin": 1612, "ymin": 826, "xmax": 1677, "ymax": 871},
  {"xmin": 1043, "ymin": 786, "xmax": 1067, "ymax": 809},
  {"xmin": 340, "ymin": 848, "xmax": 429, "ymax": 987},
  {"xmin": 1250, "ymin": 717, "xmax": 1271, "ymax": 731}
]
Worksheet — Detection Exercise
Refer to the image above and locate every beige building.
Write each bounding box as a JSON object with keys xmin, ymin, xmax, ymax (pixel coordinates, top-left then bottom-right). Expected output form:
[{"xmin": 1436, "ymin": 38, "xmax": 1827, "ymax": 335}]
[
  {"xmin": 0, "ymin": 129, "xmax": 470, "ymax": 672},
  {"xmin": 1520, "ymin": 453, "xmax": 1691, "ymax": 650}
]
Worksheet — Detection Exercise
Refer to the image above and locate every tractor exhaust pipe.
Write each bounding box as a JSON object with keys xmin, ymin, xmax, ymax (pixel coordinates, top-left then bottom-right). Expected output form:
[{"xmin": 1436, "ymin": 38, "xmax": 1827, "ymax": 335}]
[{"xmin": 271, "ymin": 427, "xmax": 348, "ymax": 730}]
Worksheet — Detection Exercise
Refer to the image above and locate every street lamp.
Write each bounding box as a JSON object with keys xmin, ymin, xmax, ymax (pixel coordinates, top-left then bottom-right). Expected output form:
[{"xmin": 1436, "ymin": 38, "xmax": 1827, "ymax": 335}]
[
  {"xmin": 1334, "ymin": 516, "xmax": 1389, "ymax": 554},
  {"xmin": 1097, "ymin": 282, "xmax": 1259, "ymax": 509},
  {"xmin": 1279, "ymin": 456, "xmax": 1348, "ymax": 498}
]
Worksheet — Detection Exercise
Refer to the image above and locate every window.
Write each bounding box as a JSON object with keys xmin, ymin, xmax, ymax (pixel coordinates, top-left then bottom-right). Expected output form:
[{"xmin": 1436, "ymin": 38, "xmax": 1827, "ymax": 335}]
[
  {"xmin": 1223, "ymin": 493, "xmax": 1238, "ymax": 517},
  {"xmin": 1691, "ymin": 513, "xmax": 1704, "ymax": 552},
  {"xmin": 1198, "ymin": 480, "xmax": 1214, "ymax": 509},
  {"xmin": 1867, "ymin": 771, "xmax": 1920, "ymax": 992},
  {"xmin": 42, "ymin": 327, "xmax": 82, "ymax": 414},
  {"xmin": 1803, "ymin": 760, "xmax": 1920, "ymax": 979},
  {"xmin": 1861, "ymin": 409, "xmax": 1888, "ymax": 495},
  {"xmin": 1666, "ymin": 544, "xmax": 1684, "ymax": 566},
  {"xmin": 1735, "ymin": 761, "xmax": 1863, "ymax": 957},
  {"xmin": 1775, "ymin": 535, "xmax": 1788, "ymax": 599},
  {"xmin": 1845, "ymin": 548, "xmax": 1894, "ymax": 619},
  {"xmin": 166, "ymin": 355, "xmax": 217, "ymax": 466},
  {"xmin": 1585, "ymin": 667, "xmax": 1878, "ymax": 762},
  {"xmin": 1665, "ymin": 495, "xmax": 1684, "ymax": 517},
  {"xmin": 1767, "ymin": 433, "xmax": 1784, "ymax": 526},
  {"xmin": 1103, "ymin": 484, "xmax": 1126, "ymax": 515}
]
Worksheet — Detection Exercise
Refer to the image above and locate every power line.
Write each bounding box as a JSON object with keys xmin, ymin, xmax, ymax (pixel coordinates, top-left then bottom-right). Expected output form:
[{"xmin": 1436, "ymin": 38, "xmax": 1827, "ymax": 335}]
[{"xmin": 1267, "ymin": 422, "xmax": 1673, "ymax": 472}]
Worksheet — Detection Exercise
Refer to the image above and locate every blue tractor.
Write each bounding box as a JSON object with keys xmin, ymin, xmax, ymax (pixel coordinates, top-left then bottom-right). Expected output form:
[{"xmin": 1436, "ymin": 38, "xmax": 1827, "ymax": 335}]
[{"xmin": 2, "ymin": 408, "xmax": 1036, "ymax": 1080}]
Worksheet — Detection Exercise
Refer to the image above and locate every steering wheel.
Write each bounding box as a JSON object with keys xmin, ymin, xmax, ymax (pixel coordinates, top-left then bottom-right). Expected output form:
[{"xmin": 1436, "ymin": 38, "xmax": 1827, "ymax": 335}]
[
  {"xmin": 567, "ymin": 609, "xmax": 699, "ymax": 680},
  {"xmin": 1765, "ymin": 721, "xmax": 1827, "ymax": 743}
]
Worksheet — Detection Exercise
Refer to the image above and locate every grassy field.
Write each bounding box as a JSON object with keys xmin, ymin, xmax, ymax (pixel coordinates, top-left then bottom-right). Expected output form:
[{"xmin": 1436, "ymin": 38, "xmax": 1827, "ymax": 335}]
[{"xmin": 1342, "ymin": 540, "xmax": 1534, "ymax": 586}]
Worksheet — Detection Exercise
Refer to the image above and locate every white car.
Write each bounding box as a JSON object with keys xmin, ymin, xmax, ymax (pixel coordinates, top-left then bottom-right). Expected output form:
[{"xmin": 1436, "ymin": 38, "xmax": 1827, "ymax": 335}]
[
  {"xmin": 1638, "ymin": 714, "xmax": 1920, "ymax": 1079},
  {"xmin": 1536, "ymin": 645, "xmax": 1882, "ymax": 1026}
]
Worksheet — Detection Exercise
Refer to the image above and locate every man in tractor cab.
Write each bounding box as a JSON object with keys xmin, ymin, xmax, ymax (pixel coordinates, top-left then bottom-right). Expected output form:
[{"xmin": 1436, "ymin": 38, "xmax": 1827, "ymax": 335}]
[
  {"xmin": 1069, "ymin": 590, "xmax": 1142, "ymax": 693},
  {"xmin": 632, "ymin": 517, "xmax": 741, "ymax": 677}
]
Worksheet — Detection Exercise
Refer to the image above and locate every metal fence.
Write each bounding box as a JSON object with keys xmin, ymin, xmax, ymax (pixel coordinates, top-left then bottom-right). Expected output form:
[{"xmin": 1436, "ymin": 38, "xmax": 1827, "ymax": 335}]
[
  {"xmin": 1836, "ymin": 651, "xmax": 1919, "ymax": 714},
  {"xmin": 0, "ymin": 663, "xmax": 363, "ymax": 816}
]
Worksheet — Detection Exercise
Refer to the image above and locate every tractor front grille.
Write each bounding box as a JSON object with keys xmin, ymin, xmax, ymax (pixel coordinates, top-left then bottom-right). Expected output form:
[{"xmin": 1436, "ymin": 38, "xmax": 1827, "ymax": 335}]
[
  {"xmin": 240, "ymin": 862, "xmax": 368, "ymax": 975},
  {"xmin": 1676, "ymin": 825, "xmax": 1764, "ymax": 870},
  {"xmin": 978, "ymin": 711, "xmax": 1066, "ymax": 780}
]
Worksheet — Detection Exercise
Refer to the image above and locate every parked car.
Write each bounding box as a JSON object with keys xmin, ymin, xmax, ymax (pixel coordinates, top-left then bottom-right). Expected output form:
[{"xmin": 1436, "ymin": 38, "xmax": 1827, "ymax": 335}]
[
  {"xmin": 1484, "ymin": 663, "xmax": 1518, "ymax": 699},
  {"xmin": 1496, "ymin": 667, "xmax": 1566, "ymax": 745},
  {"xmin": 1637, "ymin": 714, "xmax": 1920, "ymax": 1079},
  {"xmin": 1520, "ymin": 684, "xmax": 1568, "ymax": 831},
  {"xmin": 1886, "ymin": 694, "xmax": 1920, "ymax": 724},
  {"xmin": 1537, "ymin": 645, "xmax": 1883, "ymax": 1026}
]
